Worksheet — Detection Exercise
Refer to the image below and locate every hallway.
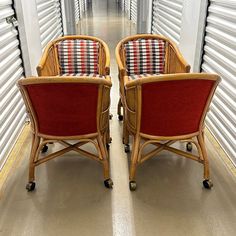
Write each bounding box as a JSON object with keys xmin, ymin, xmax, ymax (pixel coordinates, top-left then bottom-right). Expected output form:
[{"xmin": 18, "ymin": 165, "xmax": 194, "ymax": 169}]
[{"xmin": 1, "ymin": 1, "xmax": 236, "ymax": 235}]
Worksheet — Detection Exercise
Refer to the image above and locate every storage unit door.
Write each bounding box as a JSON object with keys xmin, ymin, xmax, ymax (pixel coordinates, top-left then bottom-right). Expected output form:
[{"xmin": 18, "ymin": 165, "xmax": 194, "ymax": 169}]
[
  {"xmin": 74, "ymin": 0, "xmax": 80, "ymax": 24},
  {"xmin": 130, "ymin": 0, "xmax": 137, "ymax": 24},
  {"xmin": 201, "ymin": 0, "xmax": 236, "ymax": 163},
  {"xmin": 36, "ymin": 0, "xmax": 63, "ymax": 49},
  {"xmin": 125, "ymin": 0, "xmax": 129, "ymax": 12},
  {"xmin": 151, "ymin": 0, "xmax": 184, "ymax": 45},
  {"xmin": 0, "ymin": 0, "xmax": 26, "ymax": 169},
  {"xmin": 79, "ymin": 0, "xmax": 85, "ymax": 14}
]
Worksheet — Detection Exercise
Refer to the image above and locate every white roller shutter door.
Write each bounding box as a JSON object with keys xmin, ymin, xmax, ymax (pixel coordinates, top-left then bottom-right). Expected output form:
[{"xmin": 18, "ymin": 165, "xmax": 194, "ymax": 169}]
[
  {"xmin": 151, "ymin": 0, "xmax": 184, "ymax": 45},
  {"xmin": 201, "ymin": 0, "xmax": 236, "ymax": 163},
  {"xmin": 74, "ymin": 0, "xmax": 80, "ymax": 23},
  {"xmin": 0, "ymin": 0, "xmax": 26, "ymax": 169},
  {"xmin": 130, "ymin": 0, "xmax": 137, "ymax": 24},
  {"xmin": 79, "ymin": 0, "xmax": 85, "ymax": 14},
  {"xmin": 36, "ymin": 0, "xmax": 63, "ymax": 49},
  {"xmin": 125, "ymin": 0, "xmax": 130, "ymax": 12}
]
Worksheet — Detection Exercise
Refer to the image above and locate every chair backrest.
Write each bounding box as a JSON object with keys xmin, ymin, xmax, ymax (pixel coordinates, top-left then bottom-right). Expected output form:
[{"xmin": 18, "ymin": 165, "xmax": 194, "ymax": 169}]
[
  {"xmin": 56, "ymin": 39, "xmax": 100, "ymax": 75},
  {"xmin": 125, "ymin": 73, "xmax": 220, "ymax": 137},
  {"xmin": 18, "ymin": 77, "xmax": 111, "ymax": 137},
  {"xmin": 124, "ymin": 38, "xmax": 166, "ymax": 75}
]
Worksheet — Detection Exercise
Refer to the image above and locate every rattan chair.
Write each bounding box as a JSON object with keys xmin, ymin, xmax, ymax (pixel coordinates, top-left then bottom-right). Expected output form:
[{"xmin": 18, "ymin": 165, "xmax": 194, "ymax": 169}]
[
  {"xmin": 124, "ymin": 73, "xmax": 220, "ymax": 191},
  {"xmin": 115, "ymin": 34, "xmax": 190, "ymax": 151},
  {"xmin": 18, "ymin": 76, "xmax": 113, "ymax": 191},
  {"xmin": 37, "ymin": 35, "xmax": 112, "ymax": 149}
]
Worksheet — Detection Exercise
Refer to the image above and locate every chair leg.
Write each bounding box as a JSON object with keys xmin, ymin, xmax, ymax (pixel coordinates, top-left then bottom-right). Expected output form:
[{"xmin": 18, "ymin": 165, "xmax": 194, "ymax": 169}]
[
  {"xmin": 97, "ymin": 135, "xmax": 113, "ymax": 188},
  {"xmin": 26, "ymin": 134, "xmax": 40, "ymax": 191},
  {"xmin": 197, "ymin": 132, "xmax": 213, "ymax": 189},
  {"xmin": 117, "ymin": 98, "xmax": 123, "ymax": 121},
  {"xmin": 129, "ymin": 135, "xmax": 140, "ymax": 191}
]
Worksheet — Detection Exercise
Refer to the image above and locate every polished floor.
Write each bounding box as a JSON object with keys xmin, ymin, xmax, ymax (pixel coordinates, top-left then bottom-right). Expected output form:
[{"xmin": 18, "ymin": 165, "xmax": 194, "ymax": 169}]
[{"xmin": 1, "ymin": 1, "xmax": 236, "ymax": 236}]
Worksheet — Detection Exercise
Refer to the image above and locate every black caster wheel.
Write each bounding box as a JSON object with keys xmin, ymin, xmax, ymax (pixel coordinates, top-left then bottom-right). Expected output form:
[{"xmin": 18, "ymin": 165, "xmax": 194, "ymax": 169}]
[
  {"xmin": 203, "ymin": 179, "xmax": 213, "ymax": 189},
  {"xmin": 106, "ymin": 143, "xmax": 110, "ymax": 150},
  {"xmin": 104, "ymin": 178, "xmax": 113, "ymax": 189},
  {"xmin": 26, "ymin": 181, "xmax": 36, "ymax": 192},
  {"xmin": 186, "ymin": 142, "xmax": 192, "ymax": 152},
  {"xmin": 129, "ymin": 181, "xmax": 137, "ymax": 191},
  {"xmin": 124, "ymin": 144, "xmax": 130, "ymax": 153},
  {"xmin": 118, "ymin": 115, "xmax": 123, "ymax": 121},
  {"xmin": 109, "ymin": 114, "xmax": 113, "ymax": 120},
  {"xmin": 109, "ymin": 137, "xmax": 112, "ymax": 143},
  {"xmin": 41, "ymin": 145, "xmax": 48, "ymax": 153}
]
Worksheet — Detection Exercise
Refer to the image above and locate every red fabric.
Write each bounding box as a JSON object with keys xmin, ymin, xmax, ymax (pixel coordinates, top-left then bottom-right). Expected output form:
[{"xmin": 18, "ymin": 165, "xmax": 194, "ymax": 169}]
[
  {"xmin": 26, "ymin": 84, "xmax": 98, "ymax": 136},
  {"xmin": 140, "ymin": 80, "xmax": 215, "ymax": 136}
]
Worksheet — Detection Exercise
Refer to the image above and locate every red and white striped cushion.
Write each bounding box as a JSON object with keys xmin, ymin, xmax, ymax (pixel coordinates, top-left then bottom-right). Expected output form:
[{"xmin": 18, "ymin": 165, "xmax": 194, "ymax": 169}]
[
  {"xmin": 128, "ymin": 73, "xmax": 159, "ymax": 80},
  {"xmin": 57, "ymin": 39, "xmax": 100, "ymax": 75},
  {"xmin": 62, "ymin": 73, "xmax": 104, "ymax": 78},
  {"xmin": 125, "ymin": 39, "xmax": 165, "ymax": 75}
]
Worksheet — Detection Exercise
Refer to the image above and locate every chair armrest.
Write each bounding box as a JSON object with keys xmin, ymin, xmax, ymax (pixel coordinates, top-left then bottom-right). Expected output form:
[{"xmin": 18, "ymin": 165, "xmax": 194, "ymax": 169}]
[{"xmin": 37, "ymin": 43, "xmax": 60, "ymax": 76}]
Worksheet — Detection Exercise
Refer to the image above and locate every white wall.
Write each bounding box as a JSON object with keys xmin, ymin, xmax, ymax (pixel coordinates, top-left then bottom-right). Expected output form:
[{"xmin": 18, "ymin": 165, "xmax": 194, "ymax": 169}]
[
  {"xmin": 14, "ymin": 0, "xmax": 42, "ymax": 76},
  {"xmin": 179, "ymin": 0, "xmax": 209, "ymax": 72}
]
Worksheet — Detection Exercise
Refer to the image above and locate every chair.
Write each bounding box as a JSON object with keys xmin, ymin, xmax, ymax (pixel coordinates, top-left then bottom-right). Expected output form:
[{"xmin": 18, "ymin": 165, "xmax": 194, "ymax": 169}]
[
  {"xmin": 37, "ymin": 35, "xmax": 112, "ymax": 147},
  {"xmin": 123, "ymin": 73, "xmax": 220, "ymax": 191},
  {"xmin": 115, "ymin": 34, "xmax": 190, "ymax": 151},
  {"xmin": 18, "ymin": 76, "xmax": 113, "ymax": 191}
]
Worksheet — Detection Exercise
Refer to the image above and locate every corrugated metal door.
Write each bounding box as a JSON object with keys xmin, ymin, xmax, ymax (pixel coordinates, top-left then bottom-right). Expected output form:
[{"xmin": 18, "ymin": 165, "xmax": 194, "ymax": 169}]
[
  {"xmin": 130, "ymin": 0, "xmax": 137, "ymax": 24},
  {"xmin": 0, "ymin": 0, "xmax": 26, "ymax": 169},
  {"xmin": 36, "ymin": 0, "xmax": 63, "ymax": 49},
  {"xmin": 79, "ymin": 0, "xmax": 85, "ymax": 14},
  {"xmin": 74, "ymin": 0, "xmax": 80, "ymax": 23},
  {"xmin": 151, "ymin": 0, "xmax": 184, "ymax": 45},
  {"xmin": 125, "ymin": 0, "xmax": 129, "ymax": 12},
  {"xmin": 201, "ymin": 0, "xmax": 236, "ymax": 163}
]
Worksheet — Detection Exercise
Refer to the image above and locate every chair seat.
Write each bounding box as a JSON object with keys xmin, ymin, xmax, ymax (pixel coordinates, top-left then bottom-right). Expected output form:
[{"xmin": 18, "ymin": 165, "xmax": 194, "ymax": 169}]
[
  {"xmin": 62, "ymin": 73, "xmax": 105, "ymax": 78},
  {"xmin": 129, "ymin": 73, "xmax": 160, "ymax": 80}
]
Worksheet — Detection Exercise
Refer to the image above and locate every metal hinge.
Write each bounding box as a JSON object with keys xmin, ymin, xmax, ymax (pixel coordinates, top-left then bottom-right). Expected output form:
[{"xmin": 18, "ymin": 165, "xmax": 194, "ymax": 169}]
[{"xmin": 6, "ymin": 16, "xmax": 19, "ymax": 27}]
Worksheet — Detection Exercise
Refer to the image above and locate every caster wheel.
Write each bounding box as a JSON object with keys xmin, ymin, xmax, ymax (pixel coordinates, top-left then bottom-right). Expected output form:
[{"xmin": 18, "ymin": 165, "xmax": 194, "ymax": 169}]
[
  {"xmin": 104, "ymin": 178, "xmax": 113, "ymax": 188},
  {"xmin": 41, "ymin": 145, "xmax": 48, "ymax": 153},
  {"xmin": 203, "ymin": 179, "xmax": 213, "ymax": 189},
  {"xmin": 129, "ymin": 181, "xmax": 137, "ymax": 191},
  {"xmin": 26, "ymin": 181, "xmax": 36, "ymax": 192},
  {"xmin": 124, "ymin": 144, "xmax": 130, "ymax": 153},
  {"xmin": 118, "ymin": 115, "xmax": 123, "ymax": 121},
  {"xmin": 109, "ymin": 114, "xmax": 113, "ymax": 120},
  {"xmin": 109, "ymin": 137, "xmax": 112, "ymax": 143},
  {"xmin": 106, "ymin": 143, "xmax": 110, "ymax": 150},
  {"xmin": 186, "ymin": 142, "xmax": 192, "ymax": 152}
]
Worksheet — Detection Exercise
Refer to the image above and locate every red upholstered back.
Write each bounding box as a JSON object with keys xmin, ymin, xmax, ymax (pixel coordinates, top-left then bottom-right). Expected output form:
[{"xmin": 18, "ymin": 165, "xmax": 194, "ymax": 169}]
[
  {"xmin": 26, "ymin": 83, "xmax": 98, "ymax": 136},
  {"xmin": 140, "ymin": 79, "xmax": 215, "ymax": 136}
]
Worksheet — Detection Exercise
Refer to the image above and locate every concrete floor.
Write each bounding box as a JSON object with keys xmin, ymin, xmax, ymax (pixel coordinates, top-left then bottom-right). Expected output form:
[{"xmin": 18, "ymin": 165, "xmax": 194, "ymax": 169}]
[{"xmin": 1, "ymin": 0, "xmax": 236, "ymax": 235}]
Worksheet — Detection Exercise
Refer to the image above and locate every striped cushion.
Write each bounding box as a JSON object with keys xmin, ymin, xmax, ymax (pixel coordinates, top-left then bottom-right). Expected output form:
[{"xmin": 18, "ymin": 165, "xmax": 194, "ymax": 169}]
[
  {"xmin": 129, "ymin": 74, "xmax": 159, "ymax": 80},
  {"xmin": 57, "ymin": 39, "xmax": 100, "ymax": 74},
  {"xmin": 125, "ymin": 39, "xmax": 165, "ymax": 75},
  {"xmin": 62, "ymin": 73, "xmax": 104, "ymax": 78}
]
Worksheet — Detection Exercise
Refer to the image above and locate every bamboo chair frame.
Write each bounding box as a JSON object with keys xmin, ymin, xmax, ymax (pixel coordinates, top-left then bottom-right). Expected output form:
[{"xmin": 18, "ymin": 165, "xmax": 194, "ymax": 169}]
[
  {"xmin": 115, "ymin": 34, "xmax": 190, "ymax": 147},
  {"xmin": 124, "ymin": 73, "xmax": 220, "ymax": 191},
  {"xmin": 18, "ymin": 76, "xmax": 113, "ymax": 191}
]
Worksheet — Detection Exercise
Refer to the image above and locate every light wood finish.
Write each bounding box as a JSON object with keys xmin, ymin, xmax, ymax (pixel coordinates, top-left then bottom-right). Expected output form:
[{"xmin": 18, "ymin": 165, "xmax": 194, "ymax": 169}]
[
  {"xmin": 124, "ymin": 73, "xmax": 220, "ymax": 186},
  {"xmin": 37, "ymin": 35, "xmax": 110, "ymax": 76},
  {"xmin": 115, "ymin": 34, "xmax": 190, "ymax": 144},
  {"xmin": 18, "ymin": 76, "xmax": 112, "ymax": 186}
]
